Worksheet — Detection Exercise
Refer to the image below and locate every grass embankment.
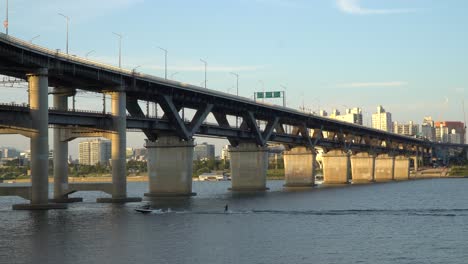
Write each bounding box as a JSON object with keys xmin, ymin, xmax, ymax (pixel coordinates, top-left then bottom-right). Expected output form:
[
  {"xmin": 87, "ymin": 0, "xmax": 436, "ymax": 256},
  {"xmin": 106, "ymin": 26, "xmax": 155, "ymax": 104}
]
[
  {"xmin": 7, "ymin": 169, "xmax": 286, "ymax": 183},
  {"xmin": 448, "ymin": 166, "xmax": 468, "ymax": 177},
  {"xmin": 10, "ymin": 175, "xmax": 149, "ymax": 183},
  {"xmin": 267, "ymin": 169, "xmax": 285, "ymax": 180}
]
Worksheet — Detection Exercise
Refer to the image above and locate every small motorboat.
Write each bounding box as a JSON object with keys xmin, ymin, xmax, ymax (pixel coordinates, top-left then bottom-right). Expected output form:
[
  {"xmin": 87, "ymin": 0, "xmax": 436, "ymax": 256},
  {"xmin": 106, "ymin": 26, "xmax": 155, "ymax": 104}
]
[
  {"xmin": 135, "ymin": 204, "xmax": 152, "ymax": 214},
  {"xmin": 135, "ymin": 208, "xmax": 153, "ymax": 214}
]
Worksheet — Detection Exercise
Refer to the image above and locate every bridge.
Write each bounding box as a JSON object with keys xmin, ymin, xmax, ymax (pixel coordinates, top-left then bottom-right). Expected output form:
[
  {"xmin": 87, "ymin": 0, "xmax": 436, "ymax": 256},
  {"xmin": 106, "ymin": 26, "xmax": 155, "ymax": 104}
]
[{"xmin": 0, "ymin": 33, "xmax": 465, "ymax": 209}]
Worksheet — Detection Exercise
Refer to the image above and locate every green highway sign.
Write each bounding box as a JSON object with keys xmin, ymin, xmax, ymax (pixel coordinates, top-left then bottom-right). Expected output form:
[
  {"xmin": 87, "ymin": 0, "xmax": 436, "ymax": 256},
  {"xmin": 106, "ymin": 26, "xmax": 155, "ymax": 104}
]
[{"xmin": 255, "ymin": 91, "xmax": 282, "ymax": 99}]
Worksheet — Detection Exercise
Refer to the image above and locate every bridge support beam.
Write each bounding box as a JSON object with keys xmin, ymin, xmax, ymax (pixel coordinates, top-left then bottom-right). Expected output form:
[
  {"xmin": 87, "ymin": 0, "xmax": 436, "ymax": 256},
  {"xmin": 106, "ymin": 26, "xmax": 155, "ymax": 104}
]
[
  {"xmin": 13, "ymin": 69, "xmax": 66, "ymax": 210},
  {"xmin": 144, "ymin": 136, "xmax": 196, "ymax": 197},
  {"xmin": 283, "ymin": 147, "xmax": 316, "ymax": 187},
  {"xmin": 350, "ymin": 152, "xmax": 375, "ymax": 183},
  {"xmin": 394, "ymin": 156, "xmax": 410, "ymax": 180},
  {"xmin": 97, "ymin": 91, "xmax": 141, "ymax": 203},
  {"xmin": 229, "ymin": 143, "xmax": 269, "ymax": 191},
  {"xmin": 50, "ymin": 88, "xmax": 82, "ymax": 203},
  {"xmin": 322, "ymin": 150, "xmax": 350, "ymax": 184},
  {"xmin": 374, "ymin": 154, "xmax": 395, "ymax": 182}
]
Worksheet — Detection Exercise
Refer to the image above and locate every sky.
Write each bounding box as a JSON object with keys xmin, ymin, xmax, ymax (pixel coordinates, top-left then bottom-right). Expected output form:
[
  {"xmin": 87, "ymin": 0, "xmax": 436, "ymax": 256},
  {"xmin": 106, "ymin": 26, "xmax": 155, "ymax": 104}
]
[{"xmin": 0, "ymin": 0, "xmax": 467, "ymax": 157}]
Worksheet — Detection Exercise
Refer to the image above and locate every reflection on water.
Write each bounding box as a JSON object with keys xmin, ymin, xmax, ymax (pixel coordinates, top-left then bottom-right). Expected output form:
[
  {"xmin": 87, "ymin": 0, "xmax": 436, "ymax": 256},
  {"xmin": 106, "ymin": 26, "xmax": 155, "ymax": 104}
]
[{"xmin": 1, "ymin": 179, "xmax": 468, "ymax": 264}]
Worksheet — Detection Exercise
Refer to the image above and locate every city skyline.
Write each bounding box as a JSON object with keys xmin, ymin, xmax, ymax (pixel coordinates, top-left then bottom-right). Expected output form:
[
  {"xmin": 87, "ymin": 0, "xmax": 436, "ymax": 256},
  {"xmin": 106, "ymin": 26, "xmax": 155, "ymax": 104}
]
[{"xmin": 0, "ymin": 0, "xmax": 467, "ymax": 156}]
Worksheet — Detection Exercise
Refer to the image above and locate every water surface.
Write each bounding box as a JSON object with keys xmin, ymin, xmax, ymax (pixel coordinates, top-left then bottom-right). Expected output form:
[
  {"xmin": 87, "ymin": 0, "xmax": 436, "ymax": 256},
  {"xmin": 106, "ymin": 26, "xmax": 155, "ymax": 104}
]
[{"xmin": 1, "ymin": 179, "xmax": 468, "ymax": 264}]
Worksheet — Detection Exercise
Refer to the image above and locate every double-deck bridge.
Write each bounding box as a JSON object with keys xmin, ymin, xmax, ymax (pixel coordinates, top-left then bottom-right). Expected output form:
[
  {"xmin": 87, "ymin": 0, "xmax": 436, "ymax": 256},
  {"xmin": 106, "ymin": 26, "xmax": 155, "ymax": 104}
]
[{"xmin": 0, "ymin": 33, "xmax": 465, "ymax": 209}]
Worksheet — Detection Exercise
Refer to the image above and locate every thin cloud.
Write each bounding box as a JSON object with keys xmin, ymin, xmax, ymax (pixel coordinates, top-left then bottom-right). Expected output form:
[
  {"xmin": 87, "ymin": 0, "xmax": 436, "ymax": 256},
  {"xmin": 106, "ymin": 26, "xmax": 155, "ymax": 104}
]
[
  {"xmin": 336, "ymin": 0, "xmax": 414, "ymax": 15},
  {"xmin": 339, "ymin": 81, "xmax": 408, "ymax": 88}
]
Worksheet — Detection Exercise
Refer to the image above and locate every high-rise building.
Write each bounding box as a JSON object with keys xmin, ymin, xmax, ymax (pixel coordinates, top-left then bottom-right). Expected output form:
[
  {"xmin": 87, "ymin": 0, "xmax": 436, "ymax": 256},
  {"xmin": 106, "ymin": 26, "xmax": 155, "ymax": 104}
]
[
  {"xmin": 434, "ymin": 121, "xmax": 465, "ymax": 144},
  {"xmin": 421, "ymin": 116, "xmax": 436, "ymax": 141},
  {"xmin": 2, "ymin": 147, "xmax": 19, "ymax": 159},
  {"xmin": 79, "ymin": 139, "xmax": 111, "ymax": 165},
  {"xmin": 194, "ymin": 142, "xmax": 215, "ymax": 161},
  {"xmin": 322, "ymin": 107, "xmax": 363, "ymax": 125},
  {"xmin": 133, "ymin": 148, "xmax": 148, "ymax": 161},
  {"xmin": 221, "ymin": 145, "xmax": 230, "ymax": 161},
  {"xmin": 393, "ymin": 121, "xmax": 419, "ymax": 136},
  {"xmin": 372, "ymin": 105, "xmax": 392, "ymax": 132}
]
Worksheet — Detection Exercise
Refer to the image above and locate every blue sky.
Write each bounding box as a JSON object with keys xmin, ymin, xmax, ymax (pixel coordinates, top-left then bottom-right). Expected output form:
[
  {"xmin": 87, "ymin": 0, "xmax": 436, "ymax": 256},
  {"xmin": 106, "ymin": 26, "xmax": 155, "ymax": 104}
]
[{"xmin": 1, "ymin": 0, "xmax": 468, "ymax": 155}]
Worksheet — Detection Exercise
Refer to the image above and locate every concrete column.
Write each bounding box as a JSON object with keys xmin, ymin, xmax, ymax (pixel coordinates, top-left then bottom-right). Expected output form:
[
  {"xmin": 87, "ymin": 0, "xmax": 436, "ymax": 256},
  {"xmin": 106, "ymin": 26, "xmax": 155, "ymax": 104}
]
[
  {"xmin": 144, "ymin": 136, "xmax": 196, "ymax": 197},
  {"xmin": 13, "ymin": 69, "xmax": 66, "ymax": 210},
  {"xmin": 283, "ymin": 146, "xmax": 316, "ymax": 187},
  {"xmin": 411, "ymin": 155, "xmax": 419, "ymax": 172},
  {"xmin": 394, "ymin": 156, "xmax": 410, "ymax": 180},
  {"xmin": 51, "ymin": 88, "xmax": 82, "ymax": 203},
  {"xmin": 374, "ymin": 154, "xmax": 395, "ymax": 182},
  {"xmin": 97, "ymin": 91, "xmax": 141, "ymax": 203},
  {"xmin": 229, "ymin": 143, "xmax": 269, "ymax": 191},
  {"xmin": 350, "ymin": 152, "xmax": 375, "ymax": 183},
  {"xmin": 322, "ymin": 149, "xmax": 350, "ymax": 184}
]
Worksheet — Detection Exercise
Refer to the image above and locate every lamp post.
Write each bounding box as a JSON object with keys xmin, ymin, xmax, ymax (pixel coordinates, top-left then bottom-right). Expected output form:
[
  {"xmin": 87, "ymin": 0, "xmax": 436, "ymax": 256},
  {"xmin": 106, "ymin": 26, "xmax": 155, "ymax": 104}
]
[
  {"xmin": 113, "ymin": 32, "xmax": 122, "ymax": 68},
  {"xmin": 29, "ymin": 35, "xmax": 40, "ymax": 43},
  {"xmin": 230, "ymin": 72, "xmax": 239, "ymax": 96},
  {"xmin": 58, "ymin": 13, "xmax": 70, "ymax": 54},
  {"xmin": 170, "ymin": 72, "xmax": 179, "ymax": 79},
  {"xmin": 132, "ymin": 65, "xmax": 141, "ymax": 73},
  {"xmin": 158, "ymin": 46, "xmax": 168, "ymax": 79},
  {"xmin": 280, "ymin": 85, "xmax": 287, "ymax": 107},
  {"xmin": 4, "ymin": 0, "xmax": 8, "ymax": 35},
  {"xmin": 85, "ymin": 50, "xmax": 95, "ymax": 58},
  {"xmin": 230, "ymin": 72, "xmax": 240, "ymax": 127},
  {"xmin": 200, "ymin": 59, "xmax": 207, "ymax": 88}
]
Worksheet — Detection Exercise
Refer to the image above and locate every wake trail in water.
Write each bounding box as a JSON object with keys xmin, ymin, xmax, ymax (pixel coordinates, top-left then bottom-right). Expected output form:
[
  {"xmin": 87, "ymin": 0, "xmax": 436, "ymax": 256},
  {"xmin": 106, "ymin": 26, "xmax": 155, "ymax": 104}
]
[{"xmin": 138, "ymin": 208, "xmax": 468, "ymax": 217}]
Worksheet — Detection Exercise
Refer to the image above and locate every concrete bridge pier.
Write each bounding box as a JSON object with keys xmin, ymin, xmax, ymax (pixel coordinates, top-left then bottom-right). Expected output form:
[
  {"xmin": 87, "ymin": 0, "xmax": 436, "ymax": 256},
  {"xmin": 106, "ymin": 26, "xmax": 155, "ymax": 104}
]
[
  {"xmin": 350, "ymin": 152, "xmax": 375, "ymax": 183},
  {"xmin": 322, "ymin": 150, "xmax": 351, "ymax": 184},
  {"xmin": 13, "ymin": 69, "xmax": 66, "ymax": 210},
  {"xmin": 229, "ymin": 143, "xmax": 269, "ymax": 191},
  {"xmin": 374, "ymin": 154, "xmax": 395, "ymax": 182},
  {"xmin": 394, "ymin": 156, "xmax": 410, "ymax": 180},
  {"xmin": 50, "ymin": 88, "xmax": 82, "ymax": 203},
  {"xmin": 283, "ymin": 146, "xmax": 316, "ymax": 187},
  {"xmin": 97, "ymin": 91, "xmax": 141, "ymax": 203},
  {"xmin": 144, "ymin": 136, "xmax": 196, "ymax": 197},
  {"xmin": 411, "ymin": 155, "xmax": 419, "ymax": 173}
]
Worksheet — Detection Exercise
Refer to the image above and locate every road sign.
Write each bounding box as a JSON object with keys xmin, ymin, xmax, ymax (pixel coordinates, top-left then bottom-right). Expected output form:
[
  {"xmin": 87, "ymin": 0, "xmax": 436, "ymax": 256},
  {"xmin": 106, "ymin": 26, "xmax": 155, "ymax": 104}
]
[
  {"xmin": 3, "ymin": 20, "xmax": 8, "ymax": 29},
  {"xmin": 255, "ymin": 91, "xmax": 282, "ymax": 99}
]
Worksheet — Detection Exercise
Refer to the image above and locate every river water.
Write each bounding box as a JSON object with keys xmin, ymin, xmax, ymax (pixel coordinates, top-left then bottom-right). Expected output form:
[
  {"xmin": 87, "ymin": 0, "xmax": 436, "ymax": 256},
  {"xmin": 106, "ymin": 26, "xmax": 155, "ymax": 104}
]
[{"xmin": 1, "ymin": 179, "xmax": 468, "ymax": 264}]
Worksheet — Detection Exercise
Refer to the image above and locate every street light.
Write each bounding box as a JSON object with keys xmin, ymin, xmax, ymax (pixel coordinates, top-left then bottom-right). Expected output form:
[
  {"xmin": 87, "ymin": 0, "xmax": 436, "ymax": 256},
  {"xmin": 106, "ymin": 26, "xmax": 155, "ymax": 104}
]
[
  {"xmin": 112, "ymin": 32, "xmax": 123, "ymax": 68},
  {"xmin": 132, "ymin": 65, "xmax": 141, "ymax": 73},
  {"xmin": 85, "ymin": 50, "xmax": 95, "ymax": 58},
  {"xmin": 280, "ymin": 85, "xmax": 287, "ymax": 107},
  {"xmin": 157, "ymin": 46, "xmax": 168, "ymax": 79},
  {"xmin": 200, "ymin": 59, "xmax": 207, "ymax": 88},
  {"xmin": 230, "ymin": 72, "xmax": 239, "ymax": 96},
  {"xmin": 4, "ymin": 0, "xmax": 8, "ymax": 35},
  {"xmin": 29, "ymin": 35, "xmax": 40, "ymax": 43},
  {"xmin": 258, "ymin": 80, "xmax": 264, "ymax": 102},
  {"xmin": 58, "ymin": 13, "xmax": 70, "ymax": 54},
  {"xmin": 230, "ymin": 72, "xmax": 240, "ymax": 127},
  {"xmin": 170, "ymin": 72, "xmax": 179, "ymax": 79}
]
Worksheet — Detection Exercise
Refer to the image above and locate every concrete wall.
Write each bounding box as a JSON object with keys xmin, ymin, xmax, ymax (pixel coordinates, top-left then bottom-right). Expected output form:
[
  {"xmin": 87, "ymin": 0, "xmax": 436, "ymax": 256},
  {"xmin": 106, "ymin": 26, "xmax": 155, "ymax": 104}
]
[
  {"xmin": 374, "ymin": 154, "xmax": 394, "ymax": 182},
  {"xmin": 229, "ymin": 143, "xmax": 269, "ymax": 191},
  {"xmin": 284, "ymin": 147, "xmax": 315, "ymax": 187},
  {"xmin": 322, "ymin": 149, "xmax": 350, "ymax": 184},
  {"xmin": 394, "ymin": 156, "xmax": 410, "ymax": 180},
  {"xmin": 350, "ymin": 152, "xmax": 375, "ymax": 183},
  {"xmin": 145, "ymin": 136, "xmax": 195, "ymax": 196}
]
